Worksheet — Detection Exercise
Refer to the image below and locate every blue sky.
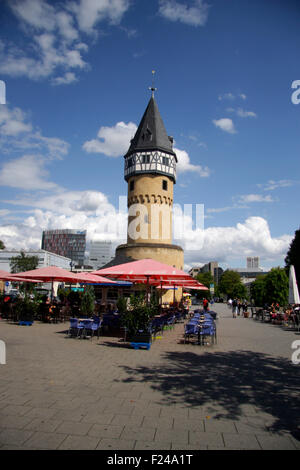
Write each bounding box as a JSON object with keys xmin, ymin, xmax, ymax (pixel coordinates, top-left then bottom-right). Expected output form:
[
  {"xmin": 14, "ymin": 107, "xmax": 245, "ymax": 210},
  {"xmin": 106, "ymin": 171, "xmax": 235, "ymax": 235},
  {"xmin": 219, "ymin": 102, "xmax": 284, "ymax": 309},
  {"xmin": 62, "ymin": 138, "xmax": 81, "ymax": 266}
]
[{"xmin": 0, "ymin": 0, "xmax": 299, "ymax": 271}]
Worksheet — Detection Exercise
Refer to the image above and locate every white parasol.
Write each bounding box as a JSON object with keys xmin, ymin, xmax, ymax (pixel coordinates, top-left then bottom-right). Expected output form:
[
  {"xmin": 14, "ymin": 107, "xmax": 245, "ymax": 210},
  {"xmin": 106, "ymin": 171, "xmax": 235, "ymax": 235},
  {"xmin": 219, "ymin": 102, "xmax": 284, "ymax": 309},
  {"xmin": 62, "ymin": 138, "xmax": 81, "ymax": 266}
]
[{"xmin": 289, "ymin": 265, "xmax": 300, "ymax": 305}]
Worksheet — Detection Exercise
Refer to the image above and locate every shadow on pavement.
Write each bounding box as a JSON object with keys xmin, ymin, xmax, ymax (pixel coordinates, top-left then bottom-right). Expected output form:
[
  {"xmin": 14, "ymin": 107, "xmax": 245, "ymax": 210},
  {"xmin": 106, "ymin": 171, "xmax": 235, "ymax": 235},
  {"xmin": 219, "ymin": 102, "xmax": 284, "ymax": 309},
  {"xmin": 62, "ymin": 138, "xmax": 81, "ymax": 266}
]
[{"xmin": 119, "ymin": 350, "xmax": 300, "ymax": 440}]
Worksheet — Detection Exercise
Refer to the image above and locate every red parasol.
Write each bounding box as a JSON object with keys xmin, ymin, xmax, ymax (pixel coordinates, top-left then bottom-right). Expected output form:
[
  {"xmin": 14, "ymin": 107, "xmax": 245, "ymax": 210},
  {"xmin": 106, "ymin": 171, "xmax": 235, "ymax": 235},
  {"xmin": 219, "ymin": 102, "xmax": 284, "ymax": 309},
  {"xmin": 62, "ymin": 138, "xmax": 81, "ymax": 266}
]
[
  {"xmin": 0, "ymin": 269, "xmax": 42, "ymax": 283},
  {"xmin": 71, "ymin": 272, "xmax": 119, "ymax": 285},
  {"xmin": 9, "ymin": 266, "xmax": 90, "ymax": 299},
  {"xmin": 92, "ymin": 258, "xmax": 198, "ymax": 304},
  {"xmin": 92, "ymin": 258, "xmax": 193, "ymax": 282},
  {"xmin": 8, "ymin": 266, "xmax": 82, "ymax": 283}
]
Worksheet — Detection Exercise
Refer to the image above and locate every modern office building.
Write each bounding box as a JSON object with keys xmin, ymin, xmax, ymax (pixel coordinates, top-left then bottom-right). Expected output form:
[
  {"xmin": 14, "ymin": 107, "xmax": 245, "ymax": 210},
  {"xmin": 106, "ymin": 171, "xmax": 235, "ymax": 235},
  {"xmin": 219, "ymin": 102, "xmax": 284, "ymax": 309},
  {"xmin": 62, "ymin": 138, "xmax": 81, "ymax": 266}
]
[
  {"xmin": 41, "ymin": 229, "xmax": 86, "ymax": 266},
  {"xmin": 0, "ymin": 249, "xmax": 71, "ymax": 273},
  {"xmin": 88, "ymin": 241, "xmax": 113, "ymax": 270},
  {"xmin": 232, "ymin": 258, "xmax": 268, "ymax": 284},
  {"xmin": 247, "ymin": 257, "xmax": 260, "ymax": 269},
  {"xmin": 188, "ymin": 267, "xmax": 202, "ymax": 278},
  {"xmin": 189, "ymin": 262, "xmax": 223, "ymax": 285}
]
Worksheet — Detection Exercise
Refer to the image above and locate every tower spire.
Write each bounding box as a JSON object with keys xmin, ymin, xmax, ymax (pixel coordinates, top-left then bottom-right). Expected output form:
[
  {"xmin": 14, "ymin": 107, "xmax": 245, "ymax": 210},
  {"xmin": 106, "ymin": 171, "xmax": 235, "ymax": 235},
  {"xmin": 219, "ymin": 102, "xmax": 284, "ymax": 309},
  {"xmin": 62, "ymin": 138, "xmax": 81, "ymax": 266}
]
[{"xmin": 149, "ymin": 70, "xmax": 157, "ymax": 98}]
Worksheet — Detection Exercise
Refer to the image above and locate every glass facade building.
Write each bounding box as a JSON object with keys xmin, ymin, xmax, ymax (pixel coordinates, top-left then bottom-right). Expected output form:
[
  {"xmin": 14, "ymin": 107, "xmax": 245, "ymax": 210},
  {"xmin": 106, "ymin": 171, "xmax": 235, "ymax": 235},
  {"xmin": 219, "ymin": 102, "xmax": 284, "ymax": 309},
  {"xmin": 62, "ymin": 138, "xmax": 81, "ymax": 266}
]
[{"xmin": 41, "ymin": 229, "xmax": 86, "ymax": 266}]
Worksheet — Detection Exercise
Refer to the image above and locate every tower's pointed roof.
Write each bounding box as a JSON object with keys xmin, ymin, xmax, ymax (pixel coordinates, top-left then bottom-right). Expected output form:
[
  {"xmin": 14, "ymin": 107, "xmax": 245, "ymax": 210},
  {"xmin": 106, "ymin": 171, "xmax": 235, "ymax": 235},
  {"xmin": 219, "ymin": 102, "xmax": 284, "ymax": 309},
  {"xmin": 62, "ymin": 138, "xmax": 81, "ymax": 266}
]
[{"xmin": 125, "ymin": 96, "xmax": 177, "ymax": 160}]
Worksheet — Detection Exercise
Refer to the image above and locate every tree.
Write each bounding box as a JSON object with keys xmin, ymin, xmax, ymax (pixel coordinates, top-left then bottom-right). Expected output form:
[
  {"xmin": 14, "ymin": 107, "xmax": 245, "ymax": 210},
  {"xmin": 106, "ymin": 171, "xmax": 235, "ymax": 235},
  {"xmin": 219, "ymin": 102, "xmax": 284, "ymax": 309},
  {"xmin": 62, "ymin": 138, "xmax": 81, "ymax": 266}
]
[
  {"xmin": 250, "ymin": 275, "xmax": 267, "ymax": 306},
  {"xmin": 196, "ymin": 272, "xmax": 213, "ymax": 299},
  {"xmin": 218, "ymin": 270, "xmax": 247, "ymax": 300},
  {"xmin": 196, "ymin": 272, "xmax": 213, "ymax": 288},
  {"xmin": 250, "ymin": 268, "xmax": 288, "ymax": 307},
  {"xmin": 265, "ymin": 267, "xmax": 288, "ymax": 306},
  {"xmin": 0, "ymin": 240, "xmax": 5, "ymax": 250},
  {"xmin": 285, "ymin": 228, "xmax": 300, "ymax": 287},
  {"xmin": 10, "ymin": 251, "xmax": 39, "ymax": 273}
]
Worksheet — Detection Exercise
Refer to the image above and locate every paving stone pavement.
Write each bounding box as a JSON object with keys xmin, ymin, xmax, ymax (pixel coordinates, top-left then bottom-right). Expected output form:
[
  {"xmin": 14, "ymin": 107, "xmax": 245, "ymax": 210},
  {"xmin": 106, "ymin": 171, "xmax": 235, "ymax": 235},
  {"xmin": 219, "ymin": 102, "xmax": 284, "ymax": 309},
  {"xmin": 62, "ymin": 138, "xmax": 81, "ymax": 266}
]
[{"xmin": 0, "ymin": 303, "xmax": 300, "ymax": 451}]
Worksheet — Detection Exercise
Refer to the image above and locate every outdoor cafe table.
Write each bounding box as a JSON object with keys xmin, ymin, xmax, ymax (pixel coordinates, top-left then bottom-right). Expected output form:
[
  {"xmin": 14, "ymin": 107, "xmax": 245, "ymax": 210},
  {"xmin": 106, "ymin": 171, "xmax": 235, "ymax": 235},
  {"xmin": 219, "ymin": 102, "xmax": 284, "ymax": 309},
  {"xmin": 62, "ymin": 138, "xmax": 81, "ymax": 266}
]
[
  {"xmin": 76, "ymin": 319, "xmax": 97, "ymax": 339},
  {"xmin": 187, "ymin": 318, "xmax": 209, "ymax": 345}
]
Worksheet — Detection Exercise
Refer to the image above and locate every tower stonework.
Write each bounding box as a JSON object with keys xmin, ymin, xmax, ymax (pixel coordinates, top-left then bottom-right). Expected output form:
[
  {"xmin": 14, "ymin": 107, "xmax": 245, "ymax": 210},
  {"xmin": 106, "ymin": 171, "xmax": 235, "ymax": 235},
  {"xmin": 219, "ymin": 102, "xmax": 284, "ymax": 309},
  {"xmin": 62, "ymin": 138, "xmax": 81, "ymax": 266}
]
[{"xmin": 115, "ymin": 93, "xmax": 184, "ymax": 273}]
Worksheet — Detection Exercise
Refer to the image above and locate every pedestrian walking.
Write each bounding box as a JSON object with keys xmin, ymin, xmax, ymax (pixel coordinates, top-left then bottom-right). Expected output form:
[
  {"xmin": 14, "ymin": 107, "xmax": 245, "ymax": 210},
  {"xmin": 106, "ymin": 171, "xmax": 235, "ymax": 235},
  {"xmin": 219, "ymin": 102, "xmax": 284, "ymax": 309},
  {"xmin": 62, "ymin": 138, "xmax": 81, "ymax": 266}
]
[{"xmin": 232, "ymin": 298, "xmax": 238, "ymax": 318}]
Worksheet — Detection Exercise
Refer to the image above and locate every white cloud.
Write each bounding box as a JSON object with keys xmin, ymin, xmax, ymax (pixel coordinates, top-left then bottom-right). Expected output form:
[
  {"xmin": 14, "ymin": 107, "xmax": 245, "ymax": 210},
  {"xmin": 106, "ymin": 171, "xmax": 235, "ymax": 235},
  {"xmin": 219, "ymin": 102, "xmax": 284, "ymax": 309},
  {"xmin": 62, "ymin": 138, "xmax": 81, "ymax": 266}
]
[
  {"xmin": 0, "ymin": 0, "xmax": 131, "ymax": 83},
  {"xmin": 213, "ymin": 118, "xmax": 237, "ymax": 134},
  {"xmin": 236, "ymin": 108, "xmax": 257, "ymax": 118},
  {"xmin": 52, "ymin": 72, "xmax": 78, "ymax": 85},
  {"xmin": 0, "ymin": 190, "xmax": 128, "ymax": 251},
  {"xmin": 83, "ymin": 121, "xmax": 210, "ymax": 176},
  {"xmin": 257, "ymin": 179, "xmax": 298, "ymax": 191},
  {"xmin": 159, "ymin": 0, "xmax": 209, "ymax": 27},
  {"xmin": 175, "ymin": 147, "xmax": 210, "ymax": 177},
  {"xmin": 0, "ymin": 155, "xmax": 59, "ymax": 191},
  {"xmin": 0, "ymin": 104, "xmax": 69, "ymax": 159},
  {"xmin": 226, "ymin": 107, "xmax": 257, "ymax": 118},
  {"xmin": 206, "ymin": 206, "xmax": 236, "ymax": 214},
  {"xmin": 218, "ymin": 92, "xmax": 247, "ymax": 101},
  {"xmin": 30, "ymin": 132, "xmax": 69, "ymax": 159},
  {"xmin": 0, "ymin": 106, "xmax": 32, "ymax": 136},
  {"xmin": 69, "ymin": 0, "xmax": 131, "ymax": 34},
  {"xmin": 0, "ymin": 187, "xmax": 292, "ymax": 270},
  {"xmin": 237, "ymin": 194, "xmax": 274, "ymax": 203},
  {"xmin": 181, "ymin": 216, "xmax": 292, "ymax": 265},
  {"xmin": 83, "ymin": 121, "xmax": 137, "ymax": 157},
  {"xmin": 5, "ymin": 189, "xmax": 118, "ymax": 216},
  {"xmin": 10, "ymin": 0, "xmax": 57, "ymax": 31},
  {"xmin": 218, "ymin": 92, "xmax": 235, "ymax": 101},
  {"xmin": 0, "ymin": 104, "xmax": 69, "ymax": 193}
]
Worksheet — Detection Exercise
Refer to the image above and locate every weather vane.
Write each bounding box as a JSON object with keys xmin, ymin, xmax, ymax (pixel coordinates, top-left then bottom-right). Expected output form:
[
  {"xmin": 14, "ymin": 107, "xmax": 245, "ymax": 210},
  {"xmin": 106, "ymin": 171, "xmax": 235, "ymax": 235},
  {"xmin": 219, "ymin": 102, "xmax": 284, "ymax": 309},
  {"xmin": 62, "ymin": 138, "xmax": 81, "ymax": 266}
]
[{"xmin": 149, "ymin": 70, "xmax": 157, "ymax": 97}]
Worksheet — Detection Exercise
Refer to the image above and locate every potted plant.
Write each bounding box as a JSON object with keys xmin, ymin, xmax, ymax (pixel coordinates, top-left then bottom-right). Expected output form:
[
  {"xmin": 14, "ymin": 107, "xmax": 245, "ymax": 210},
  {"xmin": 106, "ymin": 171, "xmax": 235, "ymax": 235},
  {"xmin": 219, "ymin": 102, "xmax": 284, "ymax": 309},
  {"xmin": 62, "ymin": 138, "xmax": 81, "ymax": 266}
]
[
  {"xmin": 80, "ymin": 286, "xmax": 96, "ymax": 318},
  {"xmin": 16, "ymin": 295, "xmax": 36, "ymax": 325},
  {"xmin": 121, "ymin": 294, "xmax": 155, "ymax": 344},
  {"xmin": 116, "ymin": 296, "xmax": 128, "ymax": 314}
]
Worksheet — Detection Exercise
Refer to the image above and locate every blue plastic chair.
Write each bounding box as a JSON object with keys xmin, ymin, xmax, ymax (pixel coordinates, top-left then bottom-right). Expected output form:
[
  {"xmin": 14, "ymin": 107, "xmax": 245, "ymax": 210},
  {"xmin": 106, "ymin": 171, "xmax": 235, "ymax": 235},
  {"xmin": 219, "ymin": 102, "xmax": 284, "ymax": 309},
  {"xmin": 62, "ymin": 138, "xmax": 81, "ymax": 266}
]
[
  {"xmin": 165, "ymin": 315, "xmax": 175, "ymax": 330},
  {"xmin": 90, "ymin": 319, "xmax": 102, "ymax": 341},
  {"xmin": 175, "ymin": 311, "xmax": 184, "ymax": 323},
  {"xmin": 68, "ymin": 318, "xmax": 78, "ymax": 337},
  {"xmin": 198, "ymin": 321, "xmax": 217, "ymax": 345},
  {"xmin": 151, "ymin": 317, "xmax": 164, "ymax": 337},
  {"xmin": 76, "ymin": 319, "xmax": 91, "ymax": 338},
  {"xmin": 184, "ymin": 323, "xmax": 199, "ymax": 343}
]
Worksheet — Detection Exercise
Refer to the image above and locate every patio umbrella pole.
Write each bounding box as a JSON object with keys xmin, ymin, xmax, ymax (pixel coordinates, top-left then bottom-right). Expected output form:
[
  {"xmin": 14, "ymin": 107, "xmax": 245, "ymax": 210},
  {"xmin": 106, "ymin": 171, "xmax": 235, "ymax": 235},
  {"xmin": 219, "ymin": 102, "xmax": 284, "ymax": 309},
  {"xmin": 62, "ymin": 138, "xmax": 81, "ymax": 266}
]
[
  {"xmin": 160, "ymin": 281, "xmax": 163, "ymax": 311},
  {"xmin": 146, "ymin": 275, "xmax": 150, "ymax": 306}
]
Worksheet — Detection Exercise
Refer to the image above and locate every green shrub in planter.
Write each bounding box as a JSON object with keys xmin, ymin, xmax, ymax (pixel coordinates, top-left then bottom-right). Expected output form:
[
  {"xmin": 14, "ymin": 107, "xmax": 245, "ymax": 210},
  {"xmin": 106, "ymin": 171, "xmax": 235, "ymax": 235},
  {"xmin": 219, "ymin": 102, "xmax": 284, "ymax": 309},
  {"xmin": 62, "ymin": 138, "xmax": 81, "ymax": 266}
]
[
  {"xmin": 121, "ymin": 294, "xmax": 157, "ymax": 342},
  {"xmin": 15, "ymin": 296, "xmax": 37, "ymax": 323},
  {"xmin": 80, "ymin": 286, "xmax": 96, "ymax": 317}
]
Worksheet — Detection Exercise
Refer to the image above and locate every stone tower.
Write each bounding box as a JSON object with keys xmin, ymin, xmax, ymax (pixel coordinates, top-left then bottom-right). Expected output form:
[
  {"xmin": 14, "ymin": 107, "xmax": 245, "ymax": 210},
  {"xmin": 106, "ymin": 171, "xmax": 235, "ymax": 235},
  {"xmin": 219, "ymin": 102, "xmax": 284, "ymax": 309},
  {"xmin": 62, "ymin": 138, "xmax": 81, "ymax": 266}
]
[{"xmin": 115, "ymin": 90, "xmax": 184, "ymax": 271}]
